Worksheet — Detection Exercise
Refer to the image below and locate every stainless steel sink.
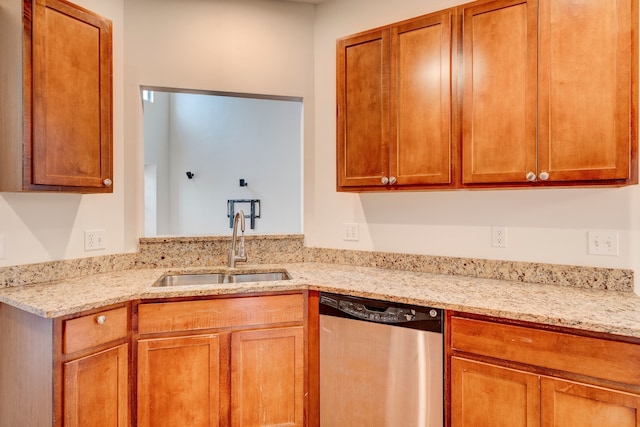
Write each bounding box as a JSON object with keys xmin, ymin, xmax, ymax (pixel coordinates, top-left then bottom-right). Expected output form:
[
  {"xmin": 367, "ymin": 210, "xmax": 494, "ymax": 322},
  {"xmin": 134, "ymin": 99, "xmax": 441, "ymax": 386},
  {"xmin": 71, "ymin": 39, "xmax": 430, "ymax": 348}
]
[
  {"xmin": 153, "ymin": 271, "xmax": 291, "ymax": 287},
  {"xmin": 154, "ymin": 273, "xmax": 225, "ymax": 287},
  {"xmin": 223, "ymin": 271, "xmax": 291, "ymax": 283}
]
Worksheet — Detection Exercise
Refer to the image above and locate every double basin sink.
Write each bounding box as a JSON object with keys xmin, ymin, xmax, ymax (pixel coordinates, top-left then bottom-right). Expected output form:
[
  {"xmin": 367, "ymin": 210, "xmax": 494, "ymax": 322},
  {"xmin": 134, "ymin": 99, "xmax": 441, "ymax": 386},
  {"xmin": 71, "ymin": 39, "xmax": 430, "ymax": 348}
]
[{"xmin": 154, "ymin": 270, "xmax": 291, "ymax": 287}]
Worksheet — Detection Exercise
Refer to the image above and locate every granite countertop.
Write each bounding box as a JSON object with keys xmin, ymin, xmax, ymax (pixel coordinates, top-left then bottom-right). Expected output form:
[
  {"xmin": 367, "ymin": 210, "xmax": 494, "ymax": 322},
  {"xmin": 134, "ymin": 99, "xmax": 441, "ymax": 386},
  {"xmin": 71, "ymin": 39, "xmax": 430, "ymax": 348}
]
[{"xmin": 1, "ymin": 262, "xmax": 639, "ymax": 339}]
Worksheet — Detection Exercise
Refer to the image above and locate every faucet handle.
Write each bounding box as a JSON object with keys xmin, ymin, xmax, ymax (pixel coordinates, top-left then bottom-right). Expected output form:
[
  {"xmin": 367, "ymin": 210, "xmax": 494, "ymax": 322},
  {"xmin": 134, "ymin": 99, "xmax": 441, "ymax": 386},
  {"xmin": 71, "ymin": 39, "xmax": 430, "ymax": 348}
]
[{"xmin": 238, "ymin": 238, "xmax": 246, "ymax": 257}]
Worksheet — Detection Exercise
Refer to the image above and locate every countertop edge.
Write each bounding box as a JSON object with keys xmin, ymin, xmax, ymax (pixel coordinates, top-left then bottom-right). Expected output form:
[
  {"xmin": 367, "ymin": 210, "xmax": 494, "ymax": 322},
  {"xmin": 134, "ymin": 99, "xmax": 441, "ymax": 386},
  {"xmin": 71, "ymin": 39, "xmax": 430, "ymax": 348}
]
[{"xmin": 1, "ymin": 263, "xmax": 639, "ymax": 340}]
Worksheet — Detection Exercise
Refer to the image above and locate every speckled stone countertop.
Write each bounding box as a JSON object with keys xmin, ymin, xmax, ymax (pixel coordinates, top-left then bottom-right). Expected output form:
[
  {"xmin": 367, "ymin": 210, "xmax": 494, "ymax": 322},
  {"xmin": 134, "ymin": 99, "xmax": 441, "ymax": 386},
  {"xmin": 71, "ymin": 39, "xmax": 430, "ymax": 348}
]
[{"xmin": 1, "ymin": 262, "xmax": 639, "ymax": 340}]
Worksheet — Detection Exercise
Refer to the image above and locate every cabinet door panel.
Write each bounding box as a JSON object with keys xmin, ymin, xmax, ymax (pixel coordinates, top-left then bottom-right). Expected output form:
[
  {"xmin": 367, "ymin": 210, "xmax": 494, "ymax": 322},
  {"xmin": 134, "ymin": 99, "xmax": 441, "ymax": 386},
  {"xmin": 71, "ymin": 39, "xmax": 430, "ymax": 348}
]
[
  {"xmin": 63, "ymin": 344, "xmax": 128, "ymax": 427},
  {"xmin": 31, "ymin": 0, "xmax": 112, "ymax": 190},
  {"xmin": 231, "ymin": 326, "xmax": 304, "ymax": 427},
  {"xmin": 451, "ymin": 357, "xmax": 540, "ymax": 427},
  {"xmin": 538, "ymin": 0, "xmax": 633, "ymax": 181},
  {"xmin": 337, "ymin": 30, "xmax": 390, "ymax": 188},
  {"xmin": 392, "ymin": 11, "xmax": 452, "ymax": 185},
  {"xmin": 137, "ymin": 335, "xmax": 221, "ymax": 427},
  {"xmin": 461, "ymin": 0, "xmax": 538, "ymax": 184},
  {"xmin": 541, "ymin": 377, "xmax": 640, "ymax": 427}
]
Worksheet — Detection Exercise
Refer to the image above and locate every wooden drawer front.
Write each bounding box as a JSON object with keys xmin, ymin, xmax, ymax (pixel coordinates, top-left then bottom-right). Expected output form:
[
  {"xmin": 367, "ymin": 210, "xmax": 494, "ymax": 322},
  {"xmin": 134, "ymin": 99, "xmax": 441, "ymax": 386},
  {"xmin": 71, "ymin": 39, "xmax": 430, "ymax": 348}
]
[
  {"xmin": 138, "ymin": 294, "xmax": 304, "ymax": 334},
  {"xmin": 450, "ymin": 316, "xmax": 640, "ymax": 386},
  {"xmin": 64, "ymin": 307, "xmax": 128, "ymax": 354}
]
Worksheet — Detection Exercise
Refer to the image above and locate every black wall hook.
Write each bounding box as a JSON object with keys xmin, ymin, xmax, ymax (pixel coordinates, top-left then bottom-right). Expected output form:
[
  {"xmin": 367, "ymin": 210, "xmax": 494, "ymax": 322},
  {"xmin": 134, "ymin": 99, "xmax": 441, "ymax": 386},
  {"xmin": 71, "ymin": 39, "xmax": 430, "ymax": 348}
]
[{"xmin": 186, "ymin": 171, "xmax": 195, "ymax": 179}]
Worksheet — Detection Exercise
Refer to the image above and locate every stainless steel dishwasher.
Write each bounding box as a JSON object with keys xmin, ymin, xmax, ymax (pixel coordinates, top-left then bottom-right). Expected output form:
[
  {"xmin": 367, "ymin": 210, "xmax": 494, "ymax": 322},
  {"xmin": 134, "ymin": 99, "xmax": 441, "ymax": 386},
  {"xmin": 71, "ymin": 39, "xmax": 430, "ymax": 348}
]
[{"xmin": 319, "ymin": 292, "xmax": 443, "ymax": 427}]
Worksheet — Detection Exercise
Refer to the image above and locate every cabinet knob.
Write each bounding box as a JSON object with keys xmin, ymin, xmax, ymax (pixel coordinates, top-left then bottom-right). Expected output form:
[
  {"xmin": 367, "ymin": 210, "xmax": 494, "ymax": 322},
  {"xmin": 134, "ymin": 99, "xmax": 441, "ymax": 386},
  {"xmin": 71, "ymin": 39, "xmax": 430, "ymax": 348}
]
[
  {"xmin": 381, "ymin": 176, "xmax": 389, "ymax": 185},
  {"xmin": 538, "ymin": 171, "xmax": 549, "ymax": 181},
  {"xmin": 525, "ymin": 171, "xmax": 537, "ymax": 182},
  {"xmin": 389, "ymin": 176, "xmax": 397, "ymax": 185},
  {"xmin": 103, "ymin": 178, "xmax": 113, "ymax": 187},
  {"xmin": 96, "ymin": 315, "xmax": 107, "ymax": 325}
]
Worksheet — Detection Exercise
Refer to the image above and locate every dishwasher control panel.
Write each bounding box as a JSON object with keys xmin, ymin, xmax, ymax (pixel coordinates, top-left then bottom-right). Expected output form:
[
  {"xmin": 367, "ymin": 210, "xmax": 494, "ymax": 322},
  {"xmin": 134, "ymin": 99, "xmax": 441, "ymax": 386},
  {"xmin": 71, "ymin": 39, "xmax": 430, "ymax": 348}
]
[{"xmin": 319, "ymin": 293, "xmax": 442, "ymax": 332}]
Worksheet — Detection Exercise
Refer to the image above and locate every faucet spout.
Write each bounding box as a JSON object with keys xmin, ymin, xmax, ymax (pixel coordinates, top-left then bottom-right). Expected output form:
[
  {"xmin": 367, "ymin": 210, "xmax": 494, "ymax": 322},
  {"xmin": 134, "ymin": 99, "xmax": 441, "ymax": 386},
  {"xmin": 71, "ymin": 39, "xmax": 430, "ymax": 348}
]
[{"xmin": 228, "ymin": 210, "xmax": 248, "ymax": 268}]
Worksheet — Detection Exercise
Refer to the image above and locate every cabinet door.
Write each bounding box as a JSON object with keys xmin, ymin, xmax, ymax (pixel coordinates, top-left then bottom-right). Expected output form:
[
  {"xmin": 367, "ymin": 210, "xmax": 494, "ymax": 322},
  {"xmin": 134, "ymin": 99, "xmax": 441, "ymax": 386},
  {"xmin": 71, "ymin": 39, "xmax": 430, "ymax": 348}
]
[
  {"xmin": 63, "ymin": 344, "xmax": 128, "ymax": 427},
  {"xmin": 391, "ymin": 11, "xmax": 452, "ymax": 185},
  {"xmin": 461, "ymin": 0, "xmax": 538, "ymax": 184},
  {"xmin": 30, "ymin": 0, "xmax": 112, "ymax": 191},
  {"xmin": 451, "ymin": 357, "xmax": 540, "ymax": 427},
  {"xmin": 231, "ymin": 326, "xmax": 304, "ymax": 427},
  {"xmin": 537, "ymin": 0, "xmax": 634, "ymax": 182},
  {"xmin": 541, "ymin": 377, "xmax": 640, "ymax": 427},
  {"xmin": 137, "ymin": 335, "xmax": 222, "ymax": 427},
  {"xmin": 337, "ymin": 29, "xmax": 390, "ymax": 189}
]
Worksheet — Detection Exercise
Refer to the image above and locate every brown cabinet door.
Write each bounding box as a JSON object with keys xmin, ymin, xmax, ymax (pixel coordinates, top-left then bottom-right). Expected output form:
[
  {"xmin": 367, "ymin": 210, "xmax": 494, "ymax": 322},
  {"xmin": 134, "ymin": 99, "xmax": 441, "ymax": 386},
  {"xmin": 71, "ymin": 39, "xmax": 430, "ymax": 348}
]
[
  {"xmin": 391, "ymin": 11, "xmax": 453, "ymax": 185},
  {"xmin": 337, "ymin": 29, "xmax": 390, "ymax": 189},
  {"xmin": 537, "ymin": 0, "xmax": 633, "ymax": 182},
  {"xmin": 63, "ymin": 344, "xmax": 128, "ymax": 427},
  {"xmin": 451, "ymin": 357, "xmax": 540, "ymax": 427},
  {"xmin": 461, "ymin": 0, "xmax": 538, "ymax": 184},
  {"xmin": 231, "ymin": 326, "xmax": 304, "ymax": 427},
  {"xmin": 541, "ymin": 377, "xmax": 640, "ymax": 427},
  {"xmin": 30, "ymin": 0, "xmax": 112, "ymax": 191},
  {"xmin": 137, "ymin": 335, "xmax": 222, "ymax": 427}
]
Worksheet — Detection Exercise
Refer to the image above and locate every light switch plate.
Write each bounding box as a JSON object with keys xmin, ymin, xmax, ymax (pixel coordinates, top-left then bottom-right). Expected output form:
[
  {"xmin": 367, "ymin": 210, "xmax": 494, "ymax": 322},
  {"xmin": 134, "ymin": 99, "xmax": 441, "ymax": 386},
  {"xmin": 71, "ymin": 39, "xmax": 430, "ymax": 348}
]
[{"xmin": 343, "ymin": 223, "xmax": 359, "ymax": 241}]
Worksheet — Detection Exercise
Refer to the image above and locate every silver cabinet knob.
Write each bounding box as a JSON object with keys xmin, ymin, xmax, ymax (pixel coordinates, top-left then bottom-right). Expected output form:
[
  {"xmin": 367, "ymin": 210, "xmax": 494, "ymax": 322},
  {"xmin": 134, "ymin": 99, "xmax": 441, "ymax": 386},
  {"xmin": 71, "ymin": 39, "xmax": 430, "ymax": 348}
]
[
  {"xmin": 103, "ymin": 178, "xmax": 112, "ymax": 187},
  {"xmin": 525, "ymin": 171, "xmax": 536, "ymax": 182},
  {"xmin": 538, "ymin": 171, "xmax": 549, "ymax": 181},
  {"xmin": 96, "ymin": 315, "xmax": 107, "ymax": 325},
  {"xmin": 381, "ymin": 176, "xmax": 389, "ymax": 185},
  {"xmin": 389, "ymin": 176, "xmax": 397, "ymax": 185}
]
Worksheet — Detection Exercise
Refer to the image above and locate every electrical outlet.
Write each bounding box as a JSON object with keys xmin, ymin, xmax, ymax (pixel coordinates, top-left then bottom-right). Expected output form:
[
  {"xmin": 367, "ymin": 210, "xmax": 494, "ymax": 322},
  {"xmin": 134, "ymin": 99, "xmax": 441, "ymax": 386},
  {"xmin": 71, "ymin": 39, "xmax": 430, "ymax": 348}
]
[
  {"xmin": 84, "ymin": 230, "xmax": 106, "ymax": 251},
  {"xmin": 588, "ymin": 231, "xmax": 619, "ymax": 256},
  {"xmin": 492, "ymin": 226, "xmax": 507, "ymax": 248},
  {"xmin": 0, "ymin": 235, "xmax": 5, "ymax": 259},
  {"xmin": 344, "ymin": 223, "xmax": 359, "ymax": 241}
]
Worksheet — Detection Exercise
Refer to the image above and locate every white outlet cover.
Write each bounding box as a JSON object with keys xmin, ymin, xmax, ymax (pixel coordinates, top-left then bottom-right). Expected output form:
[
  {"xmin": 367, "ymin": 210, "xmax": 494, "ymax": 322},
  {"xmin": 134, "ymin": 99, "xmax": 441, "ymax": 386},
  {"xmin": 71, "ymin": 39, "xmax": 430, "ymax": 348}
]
[
  {"xmin": 588, "ymin": 231, "xmax": 619, "ymax": 256},
  {"xmin": 84, "ymin": 230, "xmax": 106, "ymax": 251},
  {"xmin": 491, "ymin": 226, "xmax": 507, "ymax": 248}
]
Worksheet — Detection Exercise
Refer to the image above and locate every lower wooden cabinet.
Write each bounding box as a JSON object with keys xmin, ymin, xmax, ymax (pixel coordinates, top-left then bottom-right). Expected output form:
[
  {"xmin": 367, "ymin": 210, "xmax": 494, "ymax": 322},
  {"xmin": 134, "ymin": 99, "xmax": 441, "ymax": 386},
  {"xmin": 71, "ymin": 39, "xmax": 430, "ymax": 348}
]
[
  {"xmin": 541, "ymin": 377, "xmax": 640, "ymax": 427},
  {"xmin": 449, "ymin": 313, "xmax": 640, "ymax": 427},
  {"xmin": 63, "ymin": 344, "xmax": 129, "ymax": 427},
  {"xmin": 137, "ymin": 334, "xmax": 223, "ymax": 427},
  {"xmin": 451, "ymin": 357, "xmax": 539, "ymax": 427},
  {"xmin": 136, "ymin": 293, "xmax": 307, "ymax": 427},
  {"xmin": 231, "ymin": 326, "xmax": 304, "ymax": 426}
]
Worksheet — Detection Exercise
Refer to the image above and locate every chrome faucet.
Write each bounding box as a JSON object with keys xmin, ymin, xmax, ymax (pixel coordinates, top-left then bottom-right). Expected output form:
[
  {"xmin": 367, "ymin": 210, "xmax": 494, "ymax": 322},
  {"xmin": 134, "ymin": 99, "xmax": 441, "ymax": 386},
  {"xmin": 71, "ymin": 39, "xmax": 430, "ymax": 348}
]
[{"xmin": 228, "ymin": 210, "xmax": 247, "ymax": 267}]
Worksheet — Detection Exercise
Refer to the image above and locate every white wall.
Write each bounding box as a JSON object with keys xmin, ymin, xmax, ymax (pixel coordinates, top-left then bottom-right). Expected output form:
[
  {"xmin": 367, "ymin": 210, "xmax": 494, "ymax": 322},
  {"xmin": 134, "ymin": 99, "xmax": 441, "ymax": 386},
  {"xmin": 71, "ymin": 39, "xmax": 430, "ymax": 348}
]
[
  {"xmin": 310, "ymin": 0, "xmax": 640, "ymax": 293},
  {"xmin": 143, "ymin": 91, "xmax": 171, "ymax": 236},
  {"xmin": 144, "ymin": 92, "xmax": 302, "ymax": 235},
  {"xmin": 0, "ymin": 0, "xmax": 125, "ymax": 267},
  {"xmin": 124, "ymin": 0, "xmax": 316, "ymax": 246}
]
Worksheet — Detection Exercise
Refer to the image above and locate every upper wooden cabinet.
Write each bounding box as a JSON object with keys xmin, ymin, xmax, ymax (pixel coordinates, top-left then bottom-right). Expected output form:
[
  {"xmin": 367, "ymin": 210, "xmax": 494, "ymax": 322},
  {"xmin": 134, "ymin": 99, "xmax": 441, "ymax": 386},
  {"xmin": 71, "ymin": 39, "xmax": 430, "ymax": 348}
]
[
  {"xmin": 461, "ymin": 0, "xmax": 538, "ymax": 184},
  {"xmin": 337, "ymin": 0, "xmax": 638, "ymax": 191},
  {"xmin": 0, "ymin": 0, "xmax": 113, "ymax": 193},
  {"xmin": 462, "ymin": 0, "xmax": 637, "ymax": 186},
  {"xmin": 337, "ymin": 10, "xmax": 455, "ymax": 191}
]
